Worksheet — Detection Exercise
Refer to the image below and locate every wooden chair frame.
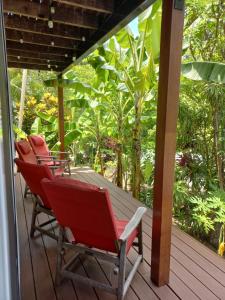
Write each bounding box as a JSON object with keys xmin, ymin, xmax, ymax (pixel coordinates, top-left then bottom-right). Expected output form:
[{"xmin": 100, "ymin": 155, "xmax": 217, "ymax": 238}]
[
  {"xmin": 30, "ymin": 195, "xmax": 58, "ymax": 240},
  {"xmin": 55, "ymin": 207, "xmax": 146, "ymax": 300}
]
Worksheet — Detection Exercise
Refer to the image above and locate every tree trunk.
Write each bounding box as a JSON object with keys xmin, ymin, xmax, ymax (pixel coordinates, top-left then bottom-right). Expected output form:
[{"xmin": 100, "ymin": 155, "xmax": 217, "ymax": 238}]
[
  {"xmin": 116, "ymin": 114, "xmax": 123, "ymax": 188},
  {"xmin": 18, "ymin": 69, "xmax": 27, "ymax": 130},
  {"xmin": 116, "ymin": 144, "xmax": 123, "ymax": 187},
  {"xmin": 213, "ymin": 105, "xmax": 224, "ymax": 190},
  {"xmin": 96, "ymin": 145, "xmax": 104, "ymax": 175},
  {"xmin": 94, "ymin": 115, "xmax": 104, "ymax": 175},
  {"xmin": 132, "ymin": 95, "xmax": 142, "ymax": 199},
  {"xmin": 124, "ymin": 171, "xmax": 128, "ymax": 191}
]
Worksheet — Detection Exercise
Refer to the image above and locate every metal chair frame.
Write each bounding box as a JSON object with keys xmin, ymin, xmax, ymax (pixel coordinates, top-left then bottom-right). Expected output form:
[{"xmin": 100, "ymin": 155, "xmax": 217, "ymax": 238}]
[
  {"xmin": 30, "ymin": 195, "xmax": 57, "ymax": 240},
  {"xmin": 28, "ymin": 135, "xmax": 71, "ymax": 175},
  {"xmin": 55, "ymin": 207, "xmax": 146, "ymax": 300}
]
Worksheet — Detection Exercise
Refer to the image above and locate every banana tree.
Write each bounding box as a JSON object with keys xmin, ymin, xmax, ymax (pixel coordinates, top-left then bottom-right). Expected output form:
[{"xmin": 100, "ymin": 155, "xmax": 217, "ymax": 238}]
[
  {"xmin": 182, "ymin": 61, "xmax": 225, "ymax": 189},
  {"xmin": 97, "ymin": 0, "xmax": 161, "ymax": 198},
  {"xmin": 87, "ymin": 52, "xmax": 135, "ymax": 186}
]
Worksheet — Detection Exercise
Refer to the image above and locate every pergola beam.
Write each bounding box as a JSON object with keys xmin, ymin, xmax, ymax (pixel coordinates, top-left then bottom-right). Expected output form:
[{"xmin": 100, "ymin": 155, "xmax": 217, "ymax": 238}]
[
  {"xmin": 4, "ymin": 14, "xmax": 91, "ymax": 41},
  {"xmin": 6, "ymin": 28, "xmax": 77, "ymax": 50},
  {"xmin": 6, "ymin": 40, "xmax": 75, "ymax": 56},
  {"xmin": 8, "ymin": 61, "xmax": 64, "ymax": 71},
  {"xmin": 54, "ymin": 0, "xmax": 113, "ymax": 13},
  {"xmin": 3, "ymin": 0, "xmax": 98, "ymax": 29},
  {"xmin": 7, "ymin": 49, "xmax": 72, "ymax": 63},
  {"xmin": 151, "ymin": 0, "xmax": 185, "ymax": 286},
  {"xmin": 8, "ymin": 56, "xmax": 67, "ymax": 68}
]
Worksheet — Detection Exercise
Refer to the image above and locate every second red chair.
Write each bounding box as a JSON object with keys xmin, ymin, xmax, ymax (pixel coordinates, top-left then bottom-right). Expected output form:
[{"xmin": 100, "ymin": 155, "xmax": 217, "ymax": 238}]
[
  {"xmin": 15, "ymin": 158, "xmax": 57, "ymax": 239},
  {"xmin": 28, "ymin": 135, "xmax": 71, "ymax": 175}
]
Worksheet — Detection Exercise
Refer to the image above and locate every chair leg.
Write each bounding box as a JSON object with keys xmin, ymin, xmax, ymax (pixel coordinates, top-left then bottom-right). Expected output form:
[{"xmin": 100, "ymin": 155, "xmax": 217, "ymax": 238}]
[
  {"xmin": 24, "ymin": 184, "xmax": 29, "ymax": 198},
  {"xmin": 117, "ymin": 241, "xmax": 127, "ymax": 300},
  {"xmin": 55, "ymin": 226, "xmax": 64, "ymax": 285},
  {"xmin": 30, "ymin": 199, "xmax": 38, "ymax": 238},
  {"xmin": 68, "ymin": 163, "xmax": 71, "ymax": 176},
  {"xmin": 138, "ymin": 221, "xmax": 143, "ymax": 261}
]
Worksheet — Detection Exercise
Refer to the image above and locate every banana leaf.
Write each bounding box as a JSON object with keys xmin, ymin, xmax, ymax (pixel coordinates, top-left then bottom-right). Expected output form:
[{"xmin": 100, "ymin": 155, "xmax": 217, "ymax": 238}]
[{"xmin": 182, "ymin": 62, "xmax": 225, "ymax": 84}]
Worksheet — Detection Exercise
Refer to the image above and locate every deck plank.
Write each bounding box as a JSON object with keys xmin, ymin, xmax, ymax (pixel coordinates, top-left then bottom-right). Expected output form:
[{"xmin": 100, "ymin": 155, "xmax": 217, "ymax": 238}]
[
  {"xmin": 37, "ymin": 213, "xmax": 78, "ymax": 300},
  {"xmin": 20, "ymin": 178, "xmax": 58, "ymax": 300},
  {"xmin": 16, "ymin": 167, "xmax": 225, "ymax": 300},
  {"xmin": 15, "ymin": 175, "xmax": 36, "ymax": 300}
]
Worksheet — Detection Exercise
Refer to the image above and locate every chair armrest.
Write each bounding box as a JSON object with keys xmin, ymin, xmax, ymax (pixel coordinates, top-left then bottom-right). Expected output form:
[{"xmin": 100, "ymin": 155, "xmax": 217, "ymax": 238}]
[
  {"xmin": 119, "ymin": 207, "xmax": 147, "ymax": 242},
  {"xmin": 36, "ymin": 155, "xmax": 57, "ymax": 159},
  {"xmin": 37, "ymin": 158, "xmax": 52, "ymax": 162},
  {"xmin": 54, "ymin": 159, "xmax": 70, "ymax": 163},
  {"xmin": 50, "ymin": 151, "xmax": 69, "ymax": 155}
]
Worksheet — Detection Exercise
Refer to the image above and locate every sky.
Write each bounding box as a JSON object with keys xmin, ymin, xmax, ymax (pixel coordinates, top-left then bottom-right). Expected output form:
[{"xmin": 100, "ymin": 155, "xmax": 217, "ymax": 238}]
[{"xmin": 128, "ymin": 17, "xmax": 139, "ymax": 37}]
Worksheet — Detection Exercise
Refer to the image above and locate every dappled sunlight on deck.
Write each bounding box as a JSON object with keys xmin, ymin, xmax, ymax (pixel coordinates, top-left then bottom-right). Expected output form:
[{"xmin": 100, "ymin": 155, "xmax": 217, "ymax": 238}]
[{"xmin": 16, "ymin": 167, "xmax": 225, "ymax": 300}]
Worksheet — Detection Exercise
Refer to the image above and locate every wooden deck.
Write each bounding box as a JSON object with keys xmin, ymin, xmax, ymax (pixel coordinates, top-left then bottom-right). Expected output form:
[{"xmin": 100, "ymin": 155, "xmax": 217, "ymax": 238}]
[{"xmin": 16, "ymin": 167, "xmax": 225, "ymax": 300}]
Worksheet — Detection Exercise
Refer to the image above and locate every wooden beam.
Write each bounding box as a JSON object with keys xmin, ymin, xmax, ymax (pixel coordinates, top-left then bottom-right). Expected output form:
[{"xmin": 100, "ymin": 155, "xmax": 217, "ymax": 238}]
[
  {"xmin": 6, "ymin": 28, "xmax": 76, "ymax": 50},
  {"xmin": 7, "ymin": 49, "xmax": 72, "ymax": 63},
  {"xmin": 151, "ymin": 0, "xmax": 184, "ymax": 286},
  {"xmin": 4, "ymin": 14, "xmax": 91, "ymax": 41},
  {"xmin": 8, "ymin": 61, "xmax": 64, "ymax": 71},
  {"xmin": 3, "ymin": 0, "xmax": 98, "ymax": 29},
  {"xmin": 6, "ymin": 40, "xmax": 75, "ymax": 57},
  {"xmin": 8, "ymin": 56, "xmax": 67, "ymax": 68},
  {"xmin": 55, "ymin": 0, "xmax": 113, "ymax": 13},
  {"xmin": 63, "ymin": 0, "xmax": 156, "ymax": 73},
  {"xmin": 57, "ymin": 75, "xmax": 65, "ymax": 155}
]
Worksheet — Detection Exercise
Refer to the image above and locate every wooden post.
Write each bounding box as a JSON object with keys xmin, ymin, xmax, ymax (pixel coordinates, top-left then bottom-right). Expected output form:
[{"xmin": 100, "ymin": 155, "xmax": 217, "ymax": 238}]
[
  {"xmin": 57, "ymin": 74, "xmax": 65, "ymax": 157},
  {"xmin": 151, "ymin": 0, "xmax": 185, "ymax": 286}
]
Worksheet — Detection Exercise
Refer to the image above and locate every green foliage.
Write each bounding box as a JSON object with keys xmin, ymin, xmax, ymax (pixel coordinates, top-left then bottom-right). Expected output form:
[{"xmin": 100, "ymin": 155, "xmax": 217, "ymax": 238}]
[
  {"xmin": 182, "ymin": 62, "xmax": 225, "ymax": 83},
  {"xmin": 10, "ymin": 0, "xmax": 225, "ymax": 254},
  {"xmin": 174, "ymin": 187, "xmax": 225, "ymax": 238}
]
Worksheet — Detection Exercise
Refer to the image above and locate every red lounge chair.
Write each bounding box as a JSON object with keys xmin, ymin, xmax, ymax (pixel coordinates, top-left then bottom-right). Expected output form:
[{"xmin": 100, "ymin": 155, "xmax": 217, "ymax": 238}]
[
  {"xmin": 28, "ymin": 135, "xmax": 71, "ymax": 175},
  {"xmin": 15, "ymin": 139, "xmax": 64, "ymax": 176},
  {"xmin": 15, "ymin": 139, "xmax": 64, "ymax": 198},
  {"xmin": 41, "ymin": 178, "xmax": 147, "ymax": 300},
  {"xmin": 15, "ymin": 139, "xmax": 37, "ymax": 164},
  {"xmin": 14, "ymin": 158, "xmax": 58, "ymax": 239}
]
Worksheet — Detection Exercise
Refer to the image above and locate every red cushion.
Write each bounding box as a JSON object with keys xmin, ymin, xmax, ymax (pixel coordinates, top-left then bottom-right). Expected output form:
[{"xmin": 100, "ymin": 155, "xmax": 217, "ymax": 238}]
[
  {"xmin": 19, "ymin": 141, "xmax": 32, "ymax": 155},
  {"xmin": 69, "ymin": 219, "xmax": 138, "ymax": 254},
  {"xmin": 31, "ymin": 135, "xmax": 44, "ymax": 146},
  {"xmin": 41, "ymin": 178, "xmax": 119, "ymax": 252},
  {"xmin": 15, "ymin": 158, "xmax": 54, "ymax": 209},
  {"xmin": 54, "ymin": 177, "xmax": 99, "ymax": 190}
]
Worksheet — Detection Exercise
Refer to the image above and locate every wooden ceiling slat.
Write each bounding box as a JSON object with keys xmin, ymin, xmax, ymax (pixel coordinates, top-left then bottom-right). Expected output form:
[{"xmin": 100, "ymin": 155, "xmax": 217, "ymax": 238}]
[
  {"xmin": 3, "ymin": 0, "xmax": 99, "ymax": 29},
  {"xmin": 55, "ymin": 0, "xmax": 113, "ymax": 14},
  {"xmin": 8, "ymin": 56, "xmax": 67, "ymax": 67},
  {"xmin": 6, "ymin": 41, "xmax": 75, "ymax": 57},
  {"xmin": 7, "ymin": 49, "xmax": 71, "ymax": 63},
  {"xmin": 6, "ymin": 28, "xmax": 77, "ymax": 50},
  {"xmin": 4, "ymin": 14, "xmax": 91, "ymax": 41},
  {"xmin": 8, "ymin": 61, "xmax": 65, "ymax": 71},
  {"xmin": 4, "ymin": 0, "xmax": 156, "ymax": 72}
]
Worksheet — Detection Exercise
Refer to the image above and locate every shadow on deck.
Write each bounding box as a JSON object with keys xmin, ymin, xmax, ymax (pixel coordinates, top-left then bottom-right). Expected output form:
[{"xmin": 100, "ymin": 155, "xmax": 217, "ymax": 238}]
[{"xmin": 16, "ymin": 167, "xmax": 225, "ymax": 300}]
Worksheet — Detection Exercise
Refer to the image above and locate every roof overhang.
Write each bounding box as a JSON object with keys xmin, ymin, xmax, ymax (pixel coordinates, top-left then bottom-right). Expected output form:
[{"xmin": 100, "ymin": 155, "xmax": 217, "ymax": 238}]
[{"xmin": 3, "ymin": 0, "xmax": 156, "ymax": 73}]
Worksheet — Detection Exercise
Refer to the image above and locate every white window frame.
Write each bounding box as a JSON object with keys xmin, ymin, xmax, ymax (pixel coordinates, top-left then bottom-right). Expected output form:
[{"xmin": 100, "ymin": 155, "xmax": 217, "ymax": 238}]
[{"xmin": 0, "ymin": 1, "xmax": 20, "ymax": 299}]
